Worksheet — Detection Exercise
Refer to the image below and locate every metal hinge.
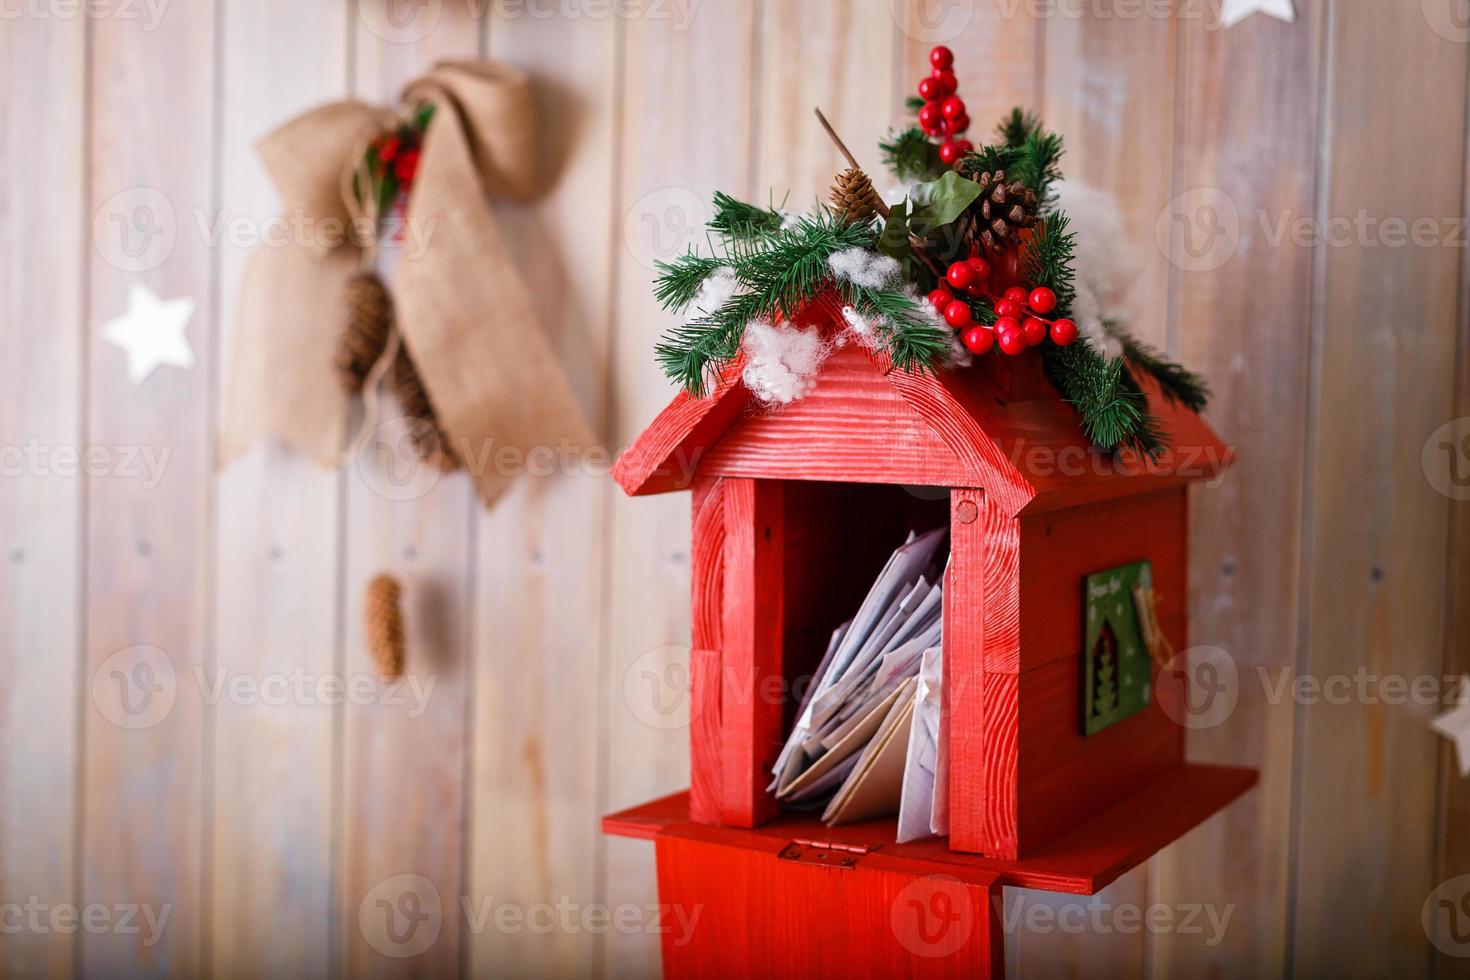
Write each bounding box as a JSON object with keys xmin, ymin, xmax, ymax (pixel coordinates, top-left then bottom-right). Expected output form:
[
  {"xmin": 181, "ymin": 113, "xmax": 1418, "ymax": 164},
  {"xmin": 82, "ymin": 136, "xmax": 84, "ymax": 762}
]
[{"xmin": 777, "ymin": 837, "xmax": 879, "ymax": 870}]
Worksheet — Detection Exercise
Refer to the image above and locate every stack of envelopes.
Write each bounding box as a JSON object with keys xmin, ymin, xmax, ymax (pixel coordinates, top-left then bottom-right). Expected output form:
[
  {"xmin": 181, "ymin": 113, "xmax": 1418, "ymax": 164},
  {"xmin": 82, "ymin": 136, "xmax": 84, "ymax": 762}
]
[{"xmin": 769, "ymin": 526, "xmax": 950, "ymax": 841}]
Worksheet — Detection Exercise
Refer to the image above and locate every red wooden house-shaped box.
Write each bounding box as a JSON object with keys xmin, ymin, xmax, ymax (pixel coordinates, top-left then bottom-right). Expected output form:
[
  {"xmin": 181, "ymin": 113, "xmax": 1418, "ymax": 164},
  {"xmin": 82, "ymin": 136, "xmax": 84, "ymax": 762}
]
[{"xmin": 605, "ymin": 343, "xmax": 1257, "ymax": 977}]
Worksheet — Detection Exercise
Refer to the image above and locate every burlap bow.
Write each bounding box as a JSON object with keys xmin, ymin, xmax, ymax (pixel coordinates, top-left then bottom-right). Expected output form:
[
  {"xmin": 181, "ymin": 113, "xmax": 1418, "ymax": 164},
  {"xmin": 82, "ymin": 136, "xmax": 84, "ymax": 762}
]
[{"xmin": 221, "ymin": 60, "xmax": 592, "ymax": 506}]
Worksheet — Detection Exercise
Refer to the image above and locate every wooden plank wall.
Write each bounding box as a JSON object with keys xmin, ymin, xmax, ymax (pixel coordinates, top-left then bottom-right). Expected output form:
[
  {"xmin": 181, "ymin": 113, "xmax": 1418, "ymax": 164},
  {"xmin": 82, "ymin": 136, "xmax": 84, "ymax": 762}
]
[{"xmin": 1, "ymin": 1, "xmax": 1467, "ymax": 977}]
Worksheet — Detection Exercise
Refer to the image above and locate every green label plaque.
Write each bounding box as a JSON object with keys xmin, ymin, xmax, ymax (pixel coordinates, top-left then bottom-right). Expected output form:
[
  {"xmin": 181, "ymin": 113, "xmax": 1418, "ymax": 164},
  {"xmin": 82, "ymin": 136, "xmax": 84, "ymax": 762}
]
[{"xmin": 1083, "ymin": 561, "xmax": 1153, "ymax": 735}]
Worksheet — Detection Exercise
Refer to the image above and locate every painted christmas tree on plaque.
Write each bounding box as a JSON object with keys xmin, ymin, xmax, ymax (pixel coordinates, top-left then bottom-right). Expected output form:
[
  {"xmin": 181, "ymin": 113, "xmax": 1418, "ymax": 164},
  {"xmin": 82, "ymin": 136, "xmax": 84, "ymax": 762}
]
[{"xmin": 1083, "ymin": 561, "xmax": 1153, "ymax": 735}]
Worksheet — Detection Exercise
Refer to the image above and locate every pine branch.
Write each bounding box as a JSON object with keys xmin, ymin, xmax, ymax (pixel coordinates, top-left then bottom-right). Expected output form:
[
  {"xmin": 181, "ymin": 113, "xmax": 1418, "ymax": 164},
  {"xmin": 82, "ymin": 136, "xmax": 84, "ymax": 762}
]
[
  {"xmin": 652, "ymin": 253, "xmax": 725, "ymax": 312},
  {"xmin": 842, "ymin": 284, "xmax": 950, "ymax": 374},
  {"xmin": 708, "ymin": 191, "xmax": 785, "ymax": 241},
  {"xmin": 905, "ymin": 94, "xmax": 926, "ymax": 114},
  {"xmin": 958, "ymin": 142, "xmax": 1024, "ymax": 178},
  {"xmin": 655, "ymin": 212, "xmax": 878, "ymax": 395},
  {"xmin": 1115, "ymin": 330, "xmax": 1211, "ymax": 413},
  {"xmin": 1012, "ymin": 129, "xmax": 1065, "ymax": 209},
  {"xmin": 1044, "ymin": 342, "xmax": 1164, "ymax": 455},
  {"xmin": 880, "ymin": 127, "xmax": 942, "ymax": 183},
  {"xmin": 1024, "ymin": 211, "xmax": 1077, "ymax": 317},
  {"xmin": 997, "ymin": 107, "xmax": 1040, "ymax": 147}
]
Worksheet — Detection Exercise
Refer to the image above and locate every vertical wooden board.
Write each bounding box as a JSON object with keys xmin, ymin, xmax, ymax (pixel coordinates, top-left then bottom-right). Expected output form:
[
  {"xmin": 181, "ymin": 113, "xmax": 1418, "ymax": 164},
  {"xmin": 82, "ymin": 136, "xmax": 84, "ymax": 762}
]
[
  {"xmin": 1004, "ymin": 866, "xmax": 1151, "ymax": 979},
  {"xmin": 1294, "ymin": 3, "xmax": 1467, "ymax": 976},
  {"xmin": 1043, "ymin": 0, "xmax": 1178, "ymax": 338},
  {"xmin": 1150, "ymin": 5, "xmax": 1322, "ymax": 979},
  {"xmin": 210, "ymin": 4, "xmax": 349, "ymax": 978},
  {"xmin": 1039, "ymin": 5, "xmax": 1177, "ymax": 975},
  {"xmin": 895, "ymin": 0, "xmax": 1040, "ymax": 144},
  {"xmin": 0, "ymin": 13, "xmax": 84, "ymax": 979},
  {"xmin": 754, "ymin": 0, "xmax": 896, "ymax": 204},
  {"xmin": 82, "ymin": 5, "xmax": 216, "ymax": 975},
  {"xmin": 604, "ymin": 4, "xmax": 757, "ymax": 975},
  {"xmin": 340, "ymin": 4, "xmax": 480, "ymax": 977},
  {"xmin": 468, "ymin": 7, "xmax": 616, "ymax": 978}
]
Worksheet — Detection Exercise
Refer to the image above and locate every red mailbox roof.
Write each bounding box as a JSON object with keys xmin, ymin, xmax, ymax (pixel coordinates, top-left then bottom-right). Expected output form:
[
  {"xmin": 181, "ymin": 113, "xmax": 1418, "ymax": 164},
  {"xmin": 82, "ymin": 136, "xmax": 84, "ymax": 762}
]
[{"xmin": 612, "ymin": 343, "xmax": 1232, "ymax": 516}]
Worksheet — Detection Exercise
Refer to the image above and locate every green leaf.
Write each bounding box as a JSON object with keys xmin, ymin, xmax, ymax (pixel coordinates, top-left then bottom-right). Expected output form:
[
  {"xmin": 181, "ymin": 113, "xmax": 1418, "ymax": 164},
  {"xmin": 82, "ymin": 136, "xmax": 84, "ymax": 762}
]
[
  {"xmin": 909, "ymin": 170, "xmax": 982, "ymax": 234},
  {"xmin": 875, "ymin": 199, "xmax": 912, "ymax": 263}
]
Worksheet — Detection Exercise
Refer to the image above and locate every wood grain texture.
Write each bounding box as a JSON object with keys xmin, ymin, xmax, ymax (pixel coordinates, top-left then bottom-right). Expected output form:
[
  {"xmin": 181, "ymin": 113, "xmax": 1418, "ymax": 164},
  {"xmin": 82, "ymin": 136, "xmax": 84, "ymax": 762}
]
[
  {"xmin": 602, "ymin": 4, "xmax": 758, "ymax": 974},
  {"xmin": 467, "ymin": 6, "xmax": 616, "ymax": 977},
  {"xmin": 1151, "ymin": 4, "xmax": 1322, "ymax": 978},
  {"xmin": 339, "ymin": 6, "xmax": 480, "ymax": 977},
  {"xmin": 718, "ymin": 478, "xmax": 784, "ymax": 827},
  {"xmin": 0, "ymin": 12, "xmax": 85, "ymax": 979},
  {"xmin": 82, "ymin": 3, "xmax": 216, "ymax": 974},
  {"xmin": 1293, "ymin": 2, "xmax": 1468, "ymax": 976},
  {"xmin": 209, "ymin": 5, "xmax": 348, "ymax": 978}
]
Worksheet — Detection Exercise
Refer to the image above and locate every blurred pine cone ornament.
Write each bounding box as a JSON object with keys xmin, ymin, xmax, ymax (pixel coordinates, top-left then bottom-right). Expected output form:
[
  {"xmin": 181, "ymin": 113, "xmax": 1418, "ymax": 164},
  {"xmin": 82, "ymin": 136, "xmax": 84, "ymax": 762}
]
[
  {"xmin": 335, "ymin": 271, "xmax": 394, "ymax": 393},
  {"xmin": 364, "ymin": 573, "xmax": 405, "ymax": 679},
  {"xmin": 391, "ymin": 348, "xmax": 460, "ymax": 470}
]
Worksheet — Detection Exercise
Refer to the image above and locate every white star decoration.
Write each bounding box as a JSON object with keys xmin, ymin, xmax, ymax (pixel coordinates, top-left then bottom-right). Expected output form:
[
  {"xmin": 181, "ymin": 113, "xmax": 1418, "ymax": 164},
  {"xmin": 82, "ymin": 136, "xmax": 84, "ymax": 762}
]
[
  {"xmin": 1432, "ymin": 677, "xmax": 1470, "ymax": 777},
  {"xmin": 103, "ymin": 283, "xmax": 196, "ymax": 384},
  {"xmin": 1219, "ymin": 0, "xmax": 1294, "ymax": 28}
]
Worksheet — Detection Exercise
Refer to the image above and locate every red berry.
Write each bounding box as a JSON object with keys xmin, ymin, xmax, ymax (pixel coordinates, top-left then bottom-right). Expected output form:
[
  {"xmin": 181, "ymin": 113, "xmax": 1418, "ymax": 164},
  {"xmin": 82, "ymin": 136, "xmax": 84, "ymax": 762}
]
[
  {"xmin": 995, "ymin": 299, "xmax": 1022, "ymax": 319},
  {"xmin": 997, "ymin": 325, "xmax": 1028, "ymax": 356},
  {"xmin": 918, "ymin": 102, "xmax": 942, "ymax": 130},
  {"xmin": 918, "ymin": 76, "xmax": 941, "ymax": 101},
  {"xmin": 941, "ymin": 96, "xmax": 966, "ymax": 120},
  {"xmin": 938, "ymin": 140, "xmax": 962, "ymax": 165},
  {"xmin": 965, "ymin": 283, "xmax": 987, "ymax": 298},
  {"xmin": 1023, "ymin": 317, "xmax": 1048, "ymax": 346},
  {"xmin": 944, "ymin": 300, "xmax": 973, "ymax": 328},
  {"xmin": 945, "ymin": 261, "xmax": 975, "ymax": 290},
  {"xmin": 1028, "ymin": 287, "xmax": 1057, "ymax": 314},
  {"xmin": 966, "ymin": 257, "xmax": 991, "ymax": 280},
  {"xmin": 994, "ymin": 315, "xmax": 1021, "ymax": 336},
  {"xmin": 933, "ymin": 69, "xmax": 958, "ymax": 95},
  {"xmin": 1003, "ymin": 286, "xmax": 1028, "ymax": 305},
  {"xmin": 954, "ymin": 138, "xmax": 974, "ymax": 156},
  {"xmin": 1050, "ymin": 318, "xmax": 1079, "ymax": 346},
  {"xmin": 930, "ymin": 45, "xmax": 955, "ymax": 71},
  {"xmin": 951, "ymin": 113, "xmax": 971, "ymax": 134},
  {"xmin": 928, "ymin": 287, "xmax": 953, "ymax": 311},
  {"xmin": 962, "ymin": 325, "xmax": 994, "ymax": 355}
]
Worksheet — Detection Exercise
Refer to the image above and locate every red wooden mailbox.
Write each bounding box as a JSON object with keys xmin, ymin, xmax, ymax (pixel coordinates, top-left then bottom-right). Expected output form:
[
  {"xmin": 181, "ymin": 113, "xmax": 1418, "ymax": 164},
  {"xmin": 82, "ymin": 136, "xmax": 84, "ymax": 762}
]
[{"xmin": 605, "ymin": 343, "xmax": 1257, "ymax": 976}]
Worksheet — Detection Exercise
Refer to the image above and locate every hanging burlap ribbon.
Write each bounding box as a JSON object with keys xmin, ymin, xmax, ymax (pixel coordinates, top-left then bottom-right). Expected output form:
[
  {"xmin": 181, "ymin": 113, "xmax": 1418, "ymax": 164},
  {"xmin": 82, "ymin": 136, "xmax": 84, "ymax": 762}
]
[{"xmin": 220, "ymin": 60, "xmax": 592, "ymax": 507}]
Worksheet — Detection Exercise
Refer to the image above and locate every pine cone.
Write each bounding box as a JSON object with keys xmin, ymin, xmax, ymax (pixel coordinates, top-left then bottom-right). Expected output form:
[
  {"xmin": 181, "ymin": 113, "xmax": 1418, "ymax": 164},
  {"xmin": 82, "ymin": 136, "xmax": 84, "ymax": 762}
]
[
  {"xmin": 391, "ymin": 348, "xmax": 460, "ymax": 470},
  {"xmin": 364, "ymin": 573, "xmax": 405, "ymax": 678},
  {"xmin": 830, "ymin": 167, "xmax": 883, "ymax": 224},
  {"xmin": 335, "ymin": 271, "xmax": 394, "ymax": 393},
  {"xmin": 968, "ymin": 169, "xmax": 1039, "ymax": 253}
]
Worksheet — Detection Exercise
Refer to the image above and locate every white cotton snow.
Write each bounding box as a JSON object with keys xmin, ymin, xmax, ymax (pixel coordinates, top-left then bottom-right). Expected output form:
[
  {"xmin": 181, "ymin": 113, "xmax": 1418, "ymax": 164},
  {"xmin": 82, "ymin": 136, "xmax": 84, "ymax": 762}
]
[
  {"xmin": 689, "ymin": 268, "xmax": 741, "ymax": 316},
  {"xmin": 1052, "ymin": 180, "xmax": 1139, "ymax": 359},
  {"xmin": 741, "ymin": 319, "xmax": 829, "ymax": 406},
  {"xmin": 828, "ymin": 247, "xmax": 901, "ymax": 290}
]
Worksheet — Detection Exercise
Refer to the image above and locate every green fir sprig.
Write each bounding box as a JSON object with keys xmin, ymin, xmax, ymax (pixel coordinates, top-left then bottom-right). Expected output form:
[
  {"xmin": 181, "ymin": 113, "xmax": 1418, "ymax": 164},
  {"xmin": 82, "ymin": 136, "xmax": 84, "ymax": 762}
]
[
  {"xmin": 653, "ymin": 206, "xmax": 946, "ymax": 395},
  {"xmin": 708, "ymin": 191, "xmax": 786, "ymax": 241},
  {"xmin": 1115, "ymin": 331, "xmax": 1212, "ymax": 413}
]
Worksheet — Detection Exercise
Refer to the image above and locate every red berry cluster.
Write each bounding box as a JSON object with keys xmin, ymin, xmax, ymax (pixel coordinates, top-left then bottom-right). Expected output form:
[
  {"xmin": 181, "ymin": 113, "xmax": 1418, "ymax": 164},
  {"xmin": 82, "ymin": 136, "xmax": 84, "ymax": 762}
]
[
  {"xmin": 916, "ymin": 46, "xmax": 973, "ymax": 167},
  {"xmin": 927, "ymin": 260, "xmax": 1078, "ymax": 357}
]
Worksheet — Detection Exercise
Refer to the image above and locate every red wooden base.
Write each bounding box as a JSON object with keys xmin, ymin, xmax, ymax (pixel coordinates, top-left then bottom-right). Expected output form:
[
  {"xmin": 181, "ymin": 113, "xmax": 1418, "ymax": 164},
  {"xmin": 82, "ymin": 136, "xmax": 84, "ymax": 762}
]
[
  {"xmin": 655, "ymin": 833, "xmax": 1002, "ymax": 978},
  {"xmin": 604, "ymin": 762, "xmax": 1256, "ymax": 895}
]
